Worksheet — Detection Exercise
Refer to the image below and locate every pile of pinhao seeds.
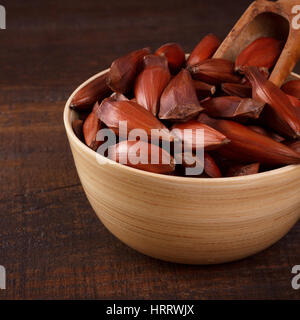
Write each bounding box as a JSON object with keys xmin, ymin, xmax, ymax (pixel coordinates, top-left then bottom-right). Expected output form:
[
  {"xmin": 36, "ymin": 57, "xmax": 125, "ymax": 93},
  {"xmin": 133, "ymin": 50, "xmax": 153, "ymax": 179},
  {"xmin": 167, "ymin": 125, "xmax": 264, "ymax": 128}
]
[{"xmin": 70, "ymin": 34, "xmax": 300, "ymax": 178}]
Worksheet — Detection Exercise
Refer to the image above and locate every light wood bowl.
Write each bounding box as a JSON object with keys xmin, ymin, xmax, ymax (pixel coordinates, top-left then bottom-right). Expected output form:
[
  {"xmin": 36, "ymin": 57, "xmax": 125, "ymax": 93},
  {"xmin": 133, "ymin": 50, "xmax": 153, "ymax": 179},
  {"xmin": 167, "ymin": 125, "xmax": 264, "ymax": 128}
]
[{"xmin": 63, "ymin": 69, "xmax": 300, "ymax": 265}]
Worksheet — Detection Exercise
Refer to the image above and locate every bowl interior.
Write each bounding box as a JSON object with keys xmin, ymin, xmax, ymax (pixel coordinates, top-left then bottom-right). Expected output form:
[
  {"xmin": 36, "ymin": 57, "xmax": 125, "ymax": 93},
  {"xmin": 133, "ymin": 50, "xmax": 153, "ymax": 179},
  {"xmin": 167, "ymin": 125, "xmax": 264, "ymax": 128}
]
[{"xmin": 63, "ymin": 69, "xmax": 300, "ymax": 183}]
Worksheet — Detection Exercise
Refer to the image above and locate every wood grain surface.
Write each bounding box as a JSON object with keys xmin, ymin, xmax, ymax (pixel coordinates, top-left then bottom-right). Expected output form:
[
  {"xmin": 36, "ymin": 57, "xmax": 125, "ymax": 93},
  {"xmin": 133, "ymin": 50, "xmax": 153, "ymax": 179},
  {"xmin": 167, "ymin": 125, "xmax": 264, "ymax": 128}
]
[{"xmin": 0, "ymin": 0, "xmax": 299, "ymax": 300}]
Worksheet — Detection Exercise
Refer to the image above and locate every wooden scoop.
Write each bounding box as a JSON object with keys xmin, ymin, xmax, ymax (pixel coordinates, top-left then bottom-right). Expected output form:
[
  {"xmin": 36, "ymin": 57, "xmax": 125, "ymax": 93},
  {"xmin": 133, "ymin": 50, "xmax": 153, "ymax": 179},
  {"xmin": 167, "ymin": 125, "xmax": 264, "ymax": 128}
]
[{"xmin": 213, "ymin": 0, "xmax": 300, "ymax": 87}]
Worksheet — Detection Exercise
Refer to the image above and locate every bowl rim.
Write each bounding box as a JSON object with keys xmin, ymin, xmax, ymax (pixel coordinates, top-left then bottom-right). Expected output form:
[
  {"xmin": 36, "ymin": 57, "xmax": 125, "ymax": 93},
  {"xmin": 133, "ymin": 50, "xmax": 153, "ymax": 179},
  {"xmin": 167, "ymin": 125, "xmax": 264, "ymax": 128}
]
[{"xmin": 63, "ymin": 68, "xmax": 300, "ymax": 183}]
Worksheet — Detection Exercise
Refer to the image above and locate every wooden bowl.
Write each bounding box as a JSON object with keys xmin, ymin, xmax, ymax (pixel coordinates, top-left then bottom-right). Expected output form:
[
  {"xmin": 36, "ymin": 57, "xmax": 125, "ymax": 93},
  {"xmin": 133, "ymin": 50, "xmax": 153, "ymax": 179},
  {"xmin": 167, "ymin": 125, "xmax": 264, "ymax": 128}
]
[{"xmin": 63, "ymin": 69, "xmax": 300, "ymax": 265}]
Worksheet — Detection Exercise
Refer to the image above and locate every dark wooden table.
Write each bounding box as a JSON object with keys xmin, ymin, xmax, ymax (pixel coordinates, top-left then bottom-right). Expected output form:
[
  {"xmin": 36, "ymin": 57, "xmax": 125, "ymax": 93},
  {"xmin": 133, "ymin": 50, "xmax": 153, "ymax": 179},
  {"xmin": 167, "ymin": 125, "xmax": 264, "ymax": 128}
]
[{"xmin": 0, "ymin": 0, "xmax": 299, "ymax": 300}]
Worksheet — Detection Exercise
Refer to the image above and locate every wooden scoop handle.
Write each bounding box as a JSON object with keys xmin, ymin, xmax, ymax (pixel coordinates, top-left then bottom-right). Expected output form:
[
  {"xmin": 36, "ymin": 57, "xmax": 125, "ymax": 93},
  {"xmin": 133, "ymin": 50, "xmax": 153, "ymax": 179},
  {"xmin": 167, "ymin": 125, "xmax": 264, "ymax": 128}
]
[
  {"xmin": 214, "ymin": 0, "xmax": 300, "ymax": 86},
  {"xmin": 270, "ymin": 0, "xmax": 300, "ymax": 85}
]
